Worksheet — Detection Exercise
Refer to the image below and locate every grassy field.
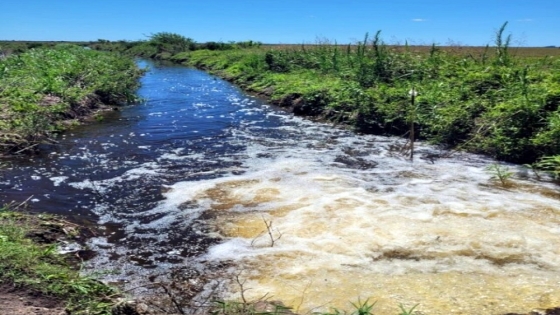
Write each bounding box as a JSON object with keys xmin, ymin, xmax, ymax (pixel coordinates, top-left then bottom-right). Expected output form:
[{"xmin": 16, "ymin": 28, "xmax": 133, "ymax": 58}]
[
  {"xmin": 5, "ymin": 39, "xmax": 559, "ymax": 58},
  {"xmin": 263, "ymin": 43, "xmax": 560, "ymax": 58}
]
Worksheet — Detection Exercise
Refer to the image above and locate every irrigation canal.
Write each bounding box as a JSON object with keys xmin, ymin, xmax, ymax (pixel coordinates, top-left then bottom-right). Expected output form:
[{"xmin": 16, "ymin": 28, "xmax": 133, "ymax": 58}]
[{"xmin": 1, "ymin": 60, "xmax": 559, "ymax": 315}]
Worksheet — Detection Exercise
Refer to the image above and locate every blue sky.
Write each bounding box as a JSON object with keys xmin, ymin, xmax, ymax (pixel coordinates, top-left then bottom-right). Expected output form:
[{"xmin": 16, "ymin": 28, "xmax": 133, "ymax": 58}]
[{"xmin": 1, "ymin": 0, "xmax": 558, "ymax": 46}]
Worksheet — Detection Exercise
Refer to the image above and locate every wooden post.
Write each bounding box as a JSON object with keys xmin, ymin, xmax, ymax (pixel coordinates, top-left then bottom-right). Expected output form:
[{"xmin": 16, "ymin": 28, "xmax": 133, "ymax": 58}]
[{"xmin": 409, "ymin": 88, "xmax": 416, "ymax": 161}]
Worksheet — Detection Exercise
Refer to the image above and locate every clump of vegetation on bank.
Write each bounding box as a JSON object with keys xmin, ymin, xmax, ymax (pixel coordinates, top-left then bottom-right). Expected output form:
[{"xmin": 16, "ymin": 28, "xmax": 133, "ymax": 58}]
[
  {"xmin": 0, "ymin": 206, "xmax": 117, "ymax": 314},
  {"xmin": 158, "ymin": 23, "xmax": 559, "ymax": 166},
  {"xmin": 0, "ymin": 44, "xmax": 144, "ymax": 154}
]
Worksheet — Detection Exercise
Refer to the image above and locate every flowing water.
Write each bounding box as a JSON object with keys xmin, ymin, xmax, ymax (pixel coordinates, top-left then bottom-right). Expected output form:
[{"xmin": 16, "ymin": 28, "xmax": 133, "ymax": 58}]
[{"xmin": 1, "ymin": 61, "xmax": 560, "ymax": 315}]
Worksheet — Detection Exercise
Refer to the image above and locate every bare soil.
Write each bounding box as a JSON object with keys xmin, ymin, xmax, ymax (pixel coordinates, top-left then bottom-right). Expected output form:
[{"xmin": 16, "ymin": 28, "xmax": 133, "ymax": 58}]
[
  {"xmin": 0, "ymin": 284, "xmax": 65, "ymax": 315},
  {"xmin": 0, "ymin": 211, "xmax": 97, "ymax": 315}
]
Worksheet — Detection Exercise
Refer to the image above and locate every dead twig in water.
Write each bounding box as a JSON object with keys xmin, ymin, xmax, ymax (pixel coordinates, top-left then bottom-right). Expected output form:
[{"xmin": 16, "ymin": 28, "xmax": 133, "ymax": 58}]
[
  {"xmin": 250, "ymin": 216, "xmax": 283, "ymax": 248},
  {"xmin": 14, "ymin": 143, "xmax": 40, "ymax": 155},
  {"xmin": 235, "ymin": 273, "xmax": 250, "ymax": 305},
  {"xmin": 159, "ymin": 283, "xmax": 187, "ymax": 315},
  {"xmin": 262, "ymin": 215, "xmax": 282, "ymax": 248},
  {"xmin": 12, "ymin": 195, "xmax": 34, "ymax": 210}
]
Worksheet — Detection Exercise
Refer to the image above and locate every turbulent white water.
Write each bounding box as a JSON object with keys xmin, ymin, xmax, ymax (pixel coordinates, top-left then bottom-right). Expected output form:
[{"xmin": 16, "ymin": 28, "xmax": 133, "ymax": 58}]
[
  {"xmin": 151, "ymin": 114, "xmax": 560, "ymax": 315},
  {"xmin": 3, "ymin": 62, "xmax": 558, "ymax": 315}
]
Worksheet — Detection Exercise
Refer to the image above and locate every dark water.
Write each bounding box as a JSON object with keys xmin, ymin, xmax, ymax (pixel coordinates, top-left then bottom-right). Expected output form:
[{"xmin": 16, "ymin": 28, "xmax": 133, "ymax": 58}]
[
  {"xmin": 0, "ymin": 59, "xmax": 345, "ymax": 282},
  {"xmin": 1, "ymin": 61, "xmax": 282, "ymax": 211},
  {"xmin": 0, "ymin": 61, "xmax": 364, "ymax": 280}
]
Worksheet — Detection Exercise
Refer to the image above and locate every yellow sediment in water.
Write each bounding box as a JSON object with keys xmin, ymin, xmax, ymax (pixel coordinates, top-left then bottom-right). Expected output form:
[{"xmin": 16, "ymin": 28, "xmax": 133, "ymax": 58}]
[
  {"xmin": 190, "ymin": 156, "xmax": 560, "ymax": 315},
  {"xmin": 217, "ymin": 206, "xmax": 560, "ymax": 314},
  {"xmin": 231, "ymin": 268, "xmax": 560, "ymax": 315}
]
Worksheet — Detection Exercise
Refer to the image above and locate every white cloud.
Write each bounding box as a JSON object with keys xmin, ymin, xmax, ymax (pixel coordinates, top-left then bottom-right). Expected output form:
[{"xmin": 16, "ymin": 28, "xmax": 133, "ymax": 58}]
[
  {"xmin": 516, "ymin": 18, "xmax": 533, "ymax": 22},
  {"xmin": 412, "ymin": 18, "xmax": 428, "ymax": 22}
]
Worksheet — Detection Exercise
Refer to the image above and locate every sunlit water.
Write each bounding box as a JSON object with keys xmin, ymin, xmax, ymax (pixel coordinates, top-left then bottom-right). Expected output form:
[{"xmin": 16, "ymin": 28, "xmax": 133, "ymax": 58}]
[{"xmin": 1, "ymin": 61, "xmax": 559, "ymax": 315}]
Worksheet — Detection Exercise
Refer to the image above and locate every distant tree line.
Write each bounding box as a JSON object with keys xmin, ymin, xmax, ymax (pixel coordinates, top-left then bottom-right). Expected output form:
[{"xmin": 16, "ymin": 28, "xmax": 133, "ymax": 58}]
[
  {"xmin": 0, "ymin": 32, "xmax": 262, "ymax": 60},
  {"xmin": 89, "ymin": 32, "xmax": 262, "ymax": 60}
]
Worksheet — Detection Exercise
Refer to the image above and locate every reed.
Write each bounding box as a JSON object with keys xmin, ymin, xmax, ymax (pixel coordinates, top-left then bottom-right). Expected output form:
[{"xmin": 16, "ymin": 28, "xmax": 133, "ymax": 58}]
[{"xmin": 494, "ymin": 22, "xmax": 512, "ymax": 67}]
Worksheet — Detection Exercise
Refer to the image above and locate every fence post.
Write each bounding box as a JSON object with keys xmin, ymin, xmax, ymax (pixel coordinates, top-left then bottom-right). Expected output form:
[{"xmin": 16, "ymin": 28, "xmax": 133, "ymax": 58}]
[{"xmin": 409, "ymin": 88, "xmax": 417, "ymax": 161}]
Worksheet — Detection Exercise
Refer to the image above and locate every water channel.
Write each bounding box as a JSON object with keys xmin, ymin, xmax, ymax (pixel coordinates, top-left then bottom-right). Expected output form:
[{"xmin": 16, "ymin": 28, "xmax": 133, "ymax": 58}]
[{"xmin": 1, "ymin": 60, "xmax": 559, "ymax": 315}]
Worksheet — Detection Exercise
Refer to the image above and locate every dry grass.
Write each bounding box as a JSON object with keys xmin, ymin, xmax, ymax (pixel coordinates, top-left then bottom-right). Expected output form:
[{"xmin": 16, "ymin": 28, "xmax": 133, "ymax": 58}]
[{"xmin": 263, "ymin": 44, "xmax": 560, "ymax": 59}]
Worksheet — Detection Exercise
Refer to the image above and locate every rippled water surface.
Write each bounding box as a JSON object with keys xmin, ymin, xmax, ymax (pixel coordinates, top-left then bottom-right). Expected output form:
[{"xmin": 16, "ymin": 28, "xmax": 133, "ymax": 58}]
[{"xmin": 1, "ymin": 61, "xmax": 559, "ymax": 315}]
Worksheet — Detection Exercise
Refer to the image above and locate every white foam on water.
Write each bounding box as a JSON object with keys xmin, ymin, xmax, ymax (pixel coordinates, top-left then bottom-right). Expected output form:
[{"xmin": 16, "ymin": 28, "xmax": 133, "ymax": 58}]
[
  {"xmin": 68, "ymin": 162, "xmax": 161, "ymax": 195},
  {"xmin": 49, "ymin": 176, "xmax": 68, "ymax": 187},
  {"xmin": 49, "ymin": 71, "xmax": 558, "ymax": 314},
  {"xmin": 158, "ymin": 153, "xmax": 191, "ymax": 161},
  {"xmin": 157, "ymin": 132, "xmax": 560, "ymax": 315},
  {"xmin": 57, "ymin": 241, "xmax": 82, "ymax": 254}
]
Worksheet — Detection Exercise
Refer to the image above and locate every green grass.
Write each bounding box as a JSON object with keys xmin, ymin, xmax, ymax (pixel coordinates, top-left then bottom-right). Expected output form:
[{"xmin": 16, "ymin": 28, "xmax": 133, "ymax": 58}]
[
  {"xmin": 0, "ymin": 208, "xmax": 116, "ymax": 314},
  {"xmin": 534, "ymin": 155, "xmax": 560, "ymax": 179},
  {"xmin": 209, "ymin": 299, "xmax": 420, "ymax": 315},
  {"xmin": 0, "ymin": 44, "xmax": 144, "ymax": 154},
  {"xmin": 164, "ymin": 24, "xmax": 560, "ymax": 166}
]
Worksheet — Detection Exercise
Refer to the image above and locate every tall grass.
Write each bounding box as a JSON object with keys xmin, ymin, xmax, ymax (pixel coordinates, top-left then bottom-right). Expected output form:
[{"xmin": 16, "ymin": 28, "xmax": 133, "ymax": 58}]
[
  {"xmin": 83, "ymin": 26, "xmax": 560, "ymax": 165},
  {"xmin": 0, "ymin": 44, "xmax": 144, "ymax": 153},
  {"xmin": 173, "ymin": 24, "xmax": 560, "ymax": 165}
]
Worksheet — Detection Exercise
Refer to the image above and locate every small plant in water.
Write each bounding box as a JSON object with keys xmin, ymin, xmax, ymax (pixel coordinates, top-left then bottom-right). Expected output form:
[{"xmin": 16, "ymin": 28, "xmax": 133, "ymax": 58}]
[
  {"xmin": 350, "ymin": 298, "xmax": 376, "ymax": 315},
  {"xmin": 251, "ymin": 216, "xmax": 283, "ymax": 248},
  {"xmin": 486, "ymin": 163, "xmax": 513, "ymax": 187},
  {"xmin": 398, "ymin": 303, "xmax": 419, "ymax": 315}
]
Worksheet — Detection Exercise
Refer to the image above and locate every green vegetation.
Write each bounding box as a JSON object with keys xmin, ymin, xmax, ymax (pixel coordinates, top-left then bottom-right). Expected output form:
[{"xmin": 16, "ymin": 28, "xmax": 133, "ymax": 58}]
[
  {"xmin": 0, "ymin": 40, "xmax": 90, "ymax": 56},
  {"xmin": 0, "ymin": 44, "xmax": 144, "ymax": 154},
  {"xmin": 486, "ymin": 163, "xmax": 514, "ymax": 186},
  {"xmin": 0, "ymin": 207, "xmax": 116, "ymax": 314},
  {"xmin": 534, "ymin": 155, "xmax": 560, "ymax": 179},
  {"xmin": 87, "ymin": 32, "xmax": 262, "ymax": 60},
  {"xmin": 210, "ymin": 299, "xmax": 420, "ymax": 315},
  {"xmin": 136, "ymin": 23, "xmax": 560, "ymax": 167}
]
